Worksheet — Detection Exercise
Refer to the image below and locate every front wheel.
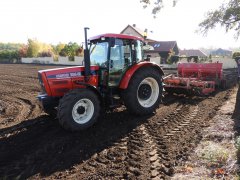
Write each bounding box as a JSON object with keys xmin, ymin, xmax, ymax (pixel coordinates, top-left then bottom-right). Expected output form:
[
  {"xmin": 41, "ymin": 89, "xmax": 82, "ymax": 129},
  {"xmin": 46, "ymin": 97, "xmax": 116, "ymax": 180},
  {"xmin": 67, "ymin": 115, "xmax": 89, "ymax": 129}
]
[
  {"xmin": 58, "ymin": 89, "xmax": 100, "ymax": 131},
  {"xmin": 122, "ymin": 67, "xmax": 163, "ymax": 115}
]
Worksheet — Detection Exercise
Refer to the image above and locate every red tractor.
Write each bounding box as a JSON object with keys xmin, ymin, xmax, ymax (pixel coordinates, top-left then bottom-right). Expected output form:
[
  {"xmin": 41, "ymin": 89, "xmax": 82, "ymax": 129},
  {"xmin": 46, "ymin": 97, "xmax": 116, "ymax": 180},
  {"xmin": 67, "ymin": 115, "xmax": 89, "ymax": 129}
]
[{"xmin": 37, "ymin": 28, "xmax": 164, "ymax": 131}]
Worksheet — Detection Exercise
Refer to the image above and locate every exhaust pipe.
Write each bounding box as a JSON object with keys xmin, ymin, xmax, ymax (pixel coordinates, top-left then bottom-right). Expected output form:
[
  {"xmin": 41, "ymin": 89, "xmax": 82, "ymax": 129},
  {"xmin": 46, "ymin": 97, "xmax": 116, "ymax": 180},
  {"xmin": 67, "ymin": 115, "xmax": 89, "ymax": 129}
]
[{"xmin": 84, "ymin": 27, "xmax": 90, "ymax": 79}]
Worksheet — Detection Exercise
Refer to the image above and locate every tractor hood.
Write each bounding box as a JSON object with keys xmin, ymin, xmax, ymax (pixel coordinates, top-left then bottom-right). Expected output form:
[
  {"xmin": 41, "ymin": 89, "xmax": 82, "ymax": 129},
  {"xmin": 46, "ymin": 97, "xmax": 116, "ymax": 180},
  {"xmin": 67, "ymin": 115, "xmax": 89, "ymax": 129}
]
[{"xmin": 38, "ymin": 65, "xmax": 99, "ymax": 97}]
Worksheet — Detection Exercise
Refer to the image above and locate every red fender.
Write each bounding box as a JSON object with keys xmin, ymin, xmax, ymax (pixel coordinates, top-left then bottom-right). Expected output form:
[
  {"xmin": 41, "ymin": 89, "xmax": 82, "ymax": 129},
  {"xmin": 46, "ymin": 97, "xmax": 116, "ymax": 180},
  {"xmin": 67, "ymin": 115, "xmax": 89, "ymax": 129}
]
[{"xmin": 119, "ymin": 61, "xmax": 164, "ymax": 89}]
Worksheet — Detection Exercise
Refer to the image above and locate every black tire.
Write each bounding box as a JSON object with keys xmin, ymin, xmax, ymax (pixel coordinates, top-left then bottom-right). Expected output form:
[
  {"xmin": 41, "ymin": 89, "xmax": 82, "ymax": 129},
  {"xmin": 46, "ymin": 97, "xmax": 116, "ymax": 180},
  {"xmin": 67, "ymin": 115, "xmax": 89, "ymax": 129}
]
[
  {"xmin": 58, "ymin": 88, "xmax": 100, "ymax": 131},
  {"xmin": 122, "ymin": 67, "xmax": 163, "ymax": 115}
]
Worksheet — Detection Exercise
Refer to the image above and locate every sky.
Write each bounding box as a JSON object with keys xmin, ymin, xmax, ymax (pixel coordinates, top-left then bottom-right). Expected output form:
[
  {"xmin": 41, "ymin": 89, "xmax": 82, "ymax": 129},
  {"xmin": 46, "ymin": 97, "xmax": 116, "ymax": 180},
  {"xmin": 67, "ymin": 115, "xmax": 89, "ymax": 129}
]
[{"xmin": 0, "ymin": 0, "xmax": 239, "ymax": 49}]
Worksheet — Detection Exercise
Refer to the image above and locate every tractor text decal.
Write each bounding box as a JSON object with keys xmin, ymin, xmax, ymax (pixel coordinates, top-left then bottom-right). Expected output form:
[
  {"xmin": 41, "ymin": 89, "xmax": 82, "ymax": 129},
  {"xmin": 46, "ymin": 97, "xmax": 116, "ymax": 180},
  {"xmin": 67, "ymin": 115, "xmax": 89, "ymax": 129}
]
[{"xmin": 47, "ymin": 72, "xmax": 82, "ymax": 79}]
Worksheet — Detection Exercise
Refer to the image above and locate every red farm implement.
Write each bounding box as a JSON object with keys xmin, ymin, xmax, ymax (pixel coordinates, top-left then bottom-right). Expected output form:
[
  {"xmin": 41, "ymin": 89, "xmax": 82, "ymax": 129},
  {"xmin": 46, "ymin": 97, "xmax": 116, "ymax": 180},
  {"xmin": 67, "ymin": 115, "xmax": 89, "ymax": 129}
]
[{"xmin": 163, "ymin": 63, "xmax": 225, "ymax": 96}]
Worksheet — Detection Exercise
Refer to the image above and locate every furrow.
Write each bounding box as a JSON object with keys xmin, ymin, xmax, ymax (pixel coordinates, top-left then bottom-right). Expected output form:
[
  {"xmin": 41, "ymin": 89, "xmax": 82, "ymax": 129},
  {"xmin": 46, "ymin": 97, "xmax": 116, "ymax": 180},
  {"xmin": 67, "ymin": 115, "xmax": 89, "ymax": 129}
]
[{"xmin": 77, "ymin": 137, "xmax": 129, "ymax": 179}]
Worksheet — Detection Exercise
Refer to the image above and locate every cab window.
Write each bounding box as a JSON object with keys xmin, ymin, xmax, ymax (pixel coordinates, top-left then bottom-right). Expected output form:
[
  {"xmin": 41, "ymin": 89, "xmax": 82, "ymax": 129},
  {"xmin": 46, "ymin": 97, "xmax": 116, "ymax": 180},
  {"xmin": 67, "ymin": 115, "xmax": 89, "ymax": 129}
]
[{"xmin": 90, "ymin": 42, "xmax": 108, "ymax": 67}]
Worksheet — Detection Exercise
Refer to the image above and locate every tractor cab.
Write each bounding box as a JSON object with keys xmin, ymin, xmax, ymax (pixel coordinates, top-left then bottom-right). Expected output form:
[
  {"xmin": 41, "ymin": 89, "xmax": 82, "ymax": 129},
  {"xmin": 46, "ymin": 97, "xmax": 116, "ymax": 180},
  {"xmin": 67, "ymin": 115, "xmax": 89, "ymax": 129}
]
[{"xmin": 88, "ymin": 34, "xmax": 145, "ymax": 87}]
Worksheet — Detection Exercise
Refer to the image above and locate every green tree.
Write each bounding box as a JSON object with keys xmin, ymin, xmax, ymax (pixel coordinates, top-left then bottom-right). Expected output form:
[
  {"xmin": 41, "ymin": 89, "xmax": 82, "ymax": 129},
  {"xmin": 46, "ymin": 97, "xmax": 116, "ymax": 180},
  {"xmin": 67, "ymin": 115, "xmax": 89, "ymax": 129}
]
[
  {"xmin": 26, "ymin": 39, "xmax": 54, "ymax": 57},
  {"xmin": 38, "ymin": 50, "xmax": 53, "ymax": 57},
  {"xmin": 232, "ymin": 51, "xmax": 240, "ymax": 59},
  {"xmin": 0, "ymin": 42, "xmax": 22, "ymax": 51},
  {"xmin": 59, "ymin": 42, "xmax": 81, "ymax": 59},
  {"xmin": 141, "ymin": 0, "xmax": 178, "ymax": 17},
  {"xmin": 166, "ymin": 48, "xmax": 177, "ymax": 64},
  {"xmin": 76, "ymin": 46, "xmax": 84, "ymax": 56},
  {"xmin": 168, "ymin": 55, "xmax": 179, "ymax": 64},
  {"xmin": 27, "ymin": 39, "xmax": 41, "ymax": 57},
  {"xmin": 0, "ymin": 50, "xmax": 19, "ymax": 63},
  {"xmin": 18, "ymin": 45, "xmax": 28, "ymax": 58},
  {"xmin": 52, "ymin": 43, "xmax": 66, "ymax": 56},
  {"xmin": 141, "ymin": 0, "xmax": 240, "ymax": 37},
  {"xmin": 199, "ymin": 0, "xmax": 240, "ymax": 38}
]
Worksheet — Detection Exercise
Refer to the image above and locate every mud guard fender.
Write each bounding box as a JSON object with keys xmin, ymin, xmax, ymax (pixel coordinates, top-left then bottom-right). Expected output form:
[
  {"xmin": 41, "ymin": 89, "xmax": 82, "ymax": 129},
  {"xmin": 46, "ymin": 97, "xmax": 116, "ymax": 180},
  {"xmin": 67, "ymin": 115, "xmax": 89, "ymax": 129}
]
[
  {"xmin": 73, "ymin": 81, "xmax": 103, "ymax": 103},
  {"xmin": 119, "ymin": 62, "xmax": 164, "ymax": 89}
]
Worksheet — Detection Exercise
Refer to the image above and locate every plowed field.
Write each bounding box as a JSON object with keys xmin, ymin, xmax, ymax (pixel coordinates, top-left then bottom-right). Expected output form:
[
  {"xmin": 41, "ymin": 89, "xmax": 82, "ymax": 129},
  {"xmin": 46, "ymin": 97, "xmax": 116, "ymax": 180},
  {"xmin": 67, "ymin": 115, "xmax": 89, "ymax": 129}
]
[{"xmin": 0, "ymin": 64, "xmax": 238, "ymax": 179}]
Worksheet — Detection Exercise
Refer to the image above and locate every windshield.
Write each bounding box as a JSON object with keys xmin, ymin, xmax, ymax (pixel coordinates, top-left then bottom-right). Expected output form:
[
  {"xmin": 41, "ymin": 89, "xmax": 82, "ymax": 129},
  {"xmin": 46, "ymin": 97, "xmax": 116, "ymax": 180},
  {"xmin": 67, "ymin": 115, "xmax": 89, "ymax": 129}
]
[
  {"xmin": 90, "ymin": 42, "xmax": 108, "ymax": 67},
  {"xmin": 89, "ymin": 39, "xmax": 144, "ymax": 67}
]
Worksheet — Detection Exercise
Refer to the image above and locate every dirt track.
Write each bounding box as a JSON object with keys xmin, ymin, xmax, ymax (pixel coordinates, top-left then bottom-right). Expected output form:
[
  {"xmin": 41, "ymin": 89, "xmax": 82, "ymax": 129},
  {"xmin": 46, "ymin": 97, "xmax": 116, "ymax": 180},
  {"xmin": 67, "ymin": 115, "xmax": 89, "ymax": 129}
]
[{"xmin": 0, "ymin": 64, "xmax": 238, "ymax": 179}]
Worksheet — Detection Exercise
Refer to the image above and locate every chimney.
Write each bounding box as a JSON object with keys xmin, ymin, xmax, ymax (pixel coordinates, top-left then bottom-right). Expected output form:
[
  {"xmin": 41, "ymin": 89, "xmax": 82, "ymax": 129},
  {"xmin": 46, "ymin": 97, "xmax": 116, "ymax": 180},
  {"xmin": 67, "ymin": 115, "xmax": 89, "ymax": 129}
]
[{"xmin": 133, "ymin": 24, "xmax": 136, "ymax": 27}]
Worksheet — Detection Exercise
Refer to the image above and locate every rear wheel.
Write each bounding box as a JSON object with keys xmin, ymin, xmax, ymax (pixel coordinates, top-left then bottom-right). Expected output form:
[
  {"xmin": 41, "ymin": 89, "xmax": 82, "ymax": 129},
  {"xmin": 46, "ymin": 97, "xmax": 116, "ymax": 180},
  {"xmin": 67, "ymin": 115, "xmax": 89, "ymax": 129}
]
[
  {"xmin": 122, "ymin": 67, "xmax": 162, "ymax": 115},
  {"xmin": 58, "ymin": 89, "xmax": 100, "ymax": 131}
]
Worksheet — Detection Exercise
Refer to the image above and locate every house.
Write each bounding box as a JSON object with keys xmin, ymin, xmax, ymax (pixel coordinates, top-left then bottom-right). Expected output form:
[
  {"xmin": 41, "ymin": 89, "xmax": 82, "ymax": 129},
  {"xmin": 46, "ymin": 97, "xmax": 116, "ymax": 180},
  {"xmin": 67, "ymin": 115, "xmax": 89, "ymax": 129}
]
[
  {"xmin": 179, "ymin": 49, "xmax": 207, "ymax": 58},
  {"xmin": 211, "ymin": 48, "xmax": 232, "ymax": 57},
  {"xmin": 120, "ymin": 24, "xmax": 179, "ymax": 64},
  {"xmin": 120, "ymin": 24, "xmax": 144, "ymax": 37},
  {"xmin": 120, "ymin": 24, "xmax": 155, "ymax": 43},
  {"xmin": 145, "ymin": 41, "xmax": 179, "ymax": 64},
  {"xmin": 179, "ymin": 49, "xmax": 207, "ymax": 62}
]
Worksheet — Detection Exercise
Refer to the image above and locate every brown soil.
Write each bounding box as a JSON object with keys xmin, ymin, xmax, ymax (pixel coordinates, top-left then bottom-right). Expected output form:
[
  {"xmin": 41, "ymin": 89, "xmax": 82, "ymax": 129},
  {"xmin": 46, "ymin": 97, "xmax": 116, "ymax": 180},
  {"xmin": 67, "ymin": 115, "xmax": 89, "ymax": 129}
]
[
  {"xmin": 172, "ymin": 87, "xmax": 239, "ymax": 179},
  {"xmin": 0, "ymin": 64, "xmax": 238, "ymax": 179}
]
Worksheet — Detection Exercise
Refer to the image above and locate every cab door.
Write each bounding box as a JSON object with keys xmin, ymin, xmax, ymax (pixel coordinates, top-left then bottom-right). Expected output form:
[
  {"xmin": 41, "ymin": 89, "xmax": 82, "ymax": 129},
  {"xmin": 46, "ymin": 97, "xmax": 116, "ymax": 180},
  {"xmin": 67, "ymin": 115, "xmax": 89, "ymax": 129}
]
[{"xmin": 108, "ymin": 39, "xmax": 132, "ymax": 87}]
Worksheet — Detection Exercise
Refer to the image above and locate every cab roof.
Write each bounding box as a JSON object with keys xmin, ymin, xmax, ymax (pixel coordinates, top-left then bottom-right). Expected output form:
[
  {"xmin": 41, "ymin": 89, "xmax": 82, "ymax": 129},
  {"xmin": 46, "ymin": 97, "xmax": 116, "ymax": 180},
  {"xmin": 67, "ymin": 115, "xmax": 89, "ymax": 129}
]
[{"xmin": 89, "ymin": 33, "xmax": 144, "ymax": 41}]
